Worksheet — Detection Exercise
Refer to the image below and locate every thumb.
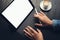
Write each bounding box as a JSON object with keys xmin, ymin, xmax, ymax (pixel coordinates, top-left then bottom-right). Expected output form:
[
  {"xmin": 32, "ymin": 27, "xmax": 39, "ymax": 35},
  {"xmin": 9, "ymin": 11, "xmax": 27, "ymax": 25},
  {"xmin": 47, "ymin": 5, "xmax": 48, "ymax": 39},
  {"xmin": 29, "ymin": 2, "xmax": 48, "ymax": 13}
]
[{"xmin": 35, "ymin": 23, "xmax": 43, "ymax": 27}]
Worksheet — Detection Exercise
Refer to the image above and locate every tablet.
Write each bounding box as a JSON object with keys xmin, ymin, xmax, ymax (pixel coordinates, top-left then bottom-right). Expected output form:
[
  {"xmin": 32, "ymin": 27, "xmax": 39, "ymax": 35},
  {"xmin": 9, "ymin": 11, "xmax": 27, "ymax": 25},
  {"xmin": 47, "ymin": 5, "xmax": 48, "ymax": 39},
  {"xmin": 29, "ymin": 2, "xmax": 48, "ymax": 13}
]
[{"xmin": 2, "ymin": 0, "xmax": 33, "ymax": 28}]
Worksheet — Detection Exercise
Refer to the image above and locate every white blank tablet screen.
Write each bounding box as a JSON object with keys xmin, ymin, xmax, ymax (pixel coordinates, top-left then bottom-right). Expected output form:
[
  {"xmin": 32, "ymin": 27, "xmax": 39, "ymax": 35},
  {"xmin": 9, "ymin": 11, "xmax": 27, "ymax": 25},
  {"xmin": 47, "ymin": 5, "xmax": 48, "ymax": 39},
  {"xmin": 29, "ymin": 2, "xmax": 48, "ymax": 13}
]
[{"xmin": 2, "ymin": 0, "xmax": 33, "ymax": 28}]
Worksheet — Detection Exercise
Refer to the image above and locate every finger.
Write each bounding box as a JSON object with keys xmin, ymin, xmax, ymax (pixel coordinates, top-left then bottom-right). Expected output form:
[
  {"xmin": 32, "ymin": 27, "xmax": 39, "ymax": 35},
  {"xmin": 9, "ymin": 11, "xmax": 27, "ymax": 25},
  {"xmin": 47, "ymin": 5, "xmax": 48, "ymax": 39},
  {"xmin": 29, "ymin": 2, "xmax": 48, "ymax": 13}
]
[
  {"xmin": 35, "ymin": 23, "xmax": 43, "ymax": 26},
  {"xmin": 25, "ymin": 33, "xmax": 31, "ymax": 38},
  {"xmin": 40, "ymin": 11, "xmax": 46, "ymax": 15},
  {"xmin": 27, "ymin": 26, "xmax": 37, "ymax": 34},
  {"xmin": 37, "ymin": 29, "xmax": 43, "ymax": 36},
  {"xmin": 25, "ymin": 33, "xmax": 34, "ymax": 40},
  {"xmin": 34, "ymin": 13, "xmax": 43, "ymax": 20},
  {"xmin": 25, "ymin": 27, "xmax": 36, "ymax": 37},
  {"xmin": 25, "ymin": 27, "xmax": 33, "ymax": 36},
  {"xmin": 39, "ymin": 13, "xmax": 43, "ymax": 16},
  {"xmin": 24, "ymin": 30, "xmax": 32, "ymax": 37},
  {"xmin": 34, "ymin": 13, "xmax": 39, "ymax": 18},
  {"xmin": 25, "ymin": 33, "xmax": 33, "ymax": 40},
  {"xmin": 37, "ymin": 29, "xmax": 42, "ymax": 33}
]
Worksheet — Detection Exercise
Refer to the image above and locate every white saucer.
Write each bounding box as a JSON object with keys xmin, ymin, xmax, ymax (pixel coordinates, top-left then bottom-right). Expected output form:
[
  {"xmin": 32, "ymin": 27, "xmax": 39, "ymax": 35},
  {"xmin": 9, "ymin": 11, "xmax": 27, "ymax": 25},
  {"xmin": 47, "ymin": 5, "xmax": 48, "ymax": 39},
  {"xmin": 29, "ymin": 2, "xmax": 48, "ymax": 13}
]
[{"xmin": 40, "ymin": 1, "xmax": 52, "ymax": 11}]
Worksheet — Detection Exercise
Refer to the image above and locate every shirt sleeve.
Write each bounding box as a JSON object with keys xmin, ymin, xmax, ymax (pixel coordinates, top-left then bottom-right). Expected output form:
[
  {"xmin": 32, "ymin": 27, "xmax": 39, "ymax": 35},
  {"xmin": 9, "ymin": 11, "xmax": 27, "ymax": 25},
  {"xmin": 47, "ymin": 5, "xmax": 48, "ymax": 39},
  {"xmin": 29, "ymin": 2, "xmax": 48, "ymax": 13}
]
[{"xmin": 52, "ymin": 19, "xmax": 60, "ymax": 31}]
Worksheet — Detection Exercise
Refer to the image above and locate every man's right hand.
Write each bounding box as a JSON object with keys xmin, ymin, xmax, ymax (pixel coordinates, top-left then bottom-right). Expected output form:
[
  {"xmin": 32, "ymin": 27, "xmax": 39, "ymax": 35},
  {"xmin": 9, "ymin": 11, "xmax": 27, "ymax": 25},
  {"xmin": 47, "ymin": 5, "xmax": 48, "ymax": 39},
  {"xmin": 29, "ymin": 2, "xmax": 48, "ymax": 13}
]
[{"xmin": 34, "ymin": 11, "xmax": 53, "ymax": 27}]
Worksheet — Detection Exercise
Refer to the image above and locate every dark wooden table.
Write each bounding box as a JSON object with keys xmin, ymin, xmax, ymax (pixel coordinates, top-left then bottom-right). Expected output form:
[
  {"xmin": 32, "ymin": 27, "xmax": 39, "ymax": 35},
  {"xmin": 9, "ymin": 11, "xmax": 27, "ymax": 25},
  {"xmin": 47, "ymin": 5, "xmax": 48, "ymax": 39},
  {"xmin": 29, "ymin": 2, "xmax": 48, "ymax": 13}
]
[{"xmin": 0, "ymin": 0, "xmax": 60, "ymax": 40}]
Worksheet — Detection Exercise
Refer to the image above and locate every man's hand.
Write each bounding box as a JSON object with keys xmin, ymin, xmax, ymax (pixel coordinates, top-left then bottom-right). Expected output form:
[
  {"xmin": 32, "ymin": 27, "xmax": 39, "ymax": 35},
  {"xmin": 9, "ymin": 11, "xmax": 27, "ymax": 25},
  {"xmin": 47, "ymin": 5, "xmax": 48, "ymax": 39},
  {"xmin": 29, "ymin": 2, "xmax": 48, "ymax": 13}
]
[
  {"xmin": 24, "ymin": 26, "xmax": 43, "ymax": 40},
  {"xmin": 34, "ymin": 11, "xmax": 53, "ymax": 26}
]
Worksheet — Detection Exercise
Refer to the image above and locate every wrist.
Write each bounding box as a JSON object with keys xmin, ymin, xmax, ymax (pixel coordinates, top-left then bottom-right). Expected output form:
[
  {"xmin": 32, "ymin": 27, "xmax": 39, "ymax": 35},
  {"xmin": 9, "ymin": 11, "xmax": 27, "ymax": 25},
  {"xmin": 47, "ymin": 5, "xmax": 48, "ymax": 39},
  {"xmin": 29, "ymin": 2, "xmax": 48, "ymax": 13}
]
[{"xmin": 47, "ymin": 20, "xmax": 53, "ymax": 26}]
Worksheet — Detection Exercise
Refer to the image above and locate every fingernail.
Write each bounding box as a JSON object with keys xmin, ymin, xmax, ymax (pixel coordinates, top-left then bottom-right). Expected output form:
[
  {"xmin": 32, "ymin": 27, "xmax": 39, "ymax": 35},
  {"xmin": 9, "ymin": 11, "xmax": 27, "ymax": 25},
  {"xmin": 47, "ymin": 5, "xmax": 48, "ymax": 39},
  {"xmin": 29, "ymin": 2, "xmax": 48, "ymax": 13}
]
[
  {"xmin": 23, "ymin": 30, "xmax": 25, "ymax": 31},
  {"xmin": 37, "ymin": 28, "xmax": 39, "ymax": 30},
  {"xmin": 27, "ymin": 26, "xmax": 30, "ymax": 27},
  {"xmin": 40, "ymin": 11, "xmax": 42, "ymax": 12}
]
